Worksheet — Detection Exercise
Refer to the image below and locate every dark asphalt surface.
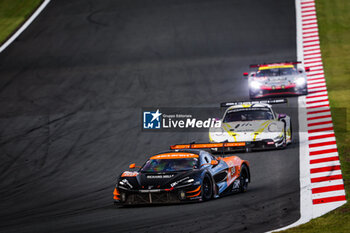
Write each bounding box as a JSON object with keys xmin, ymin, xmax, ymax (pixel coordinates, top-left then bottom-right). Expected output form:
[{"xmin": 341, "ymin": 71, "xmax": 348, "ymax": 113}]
[{"xmin": 0, "ymin": 0, "xmax": 299, "ymax": 232}]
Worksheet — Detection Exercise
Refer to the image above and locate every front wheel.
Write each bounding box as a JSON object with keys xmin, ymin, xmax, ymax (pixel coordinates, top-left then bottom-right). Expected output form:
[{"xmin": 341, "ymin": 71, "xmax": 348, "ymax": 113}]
[
  {"xmin": 239, "ymin": 165, "xmax": 249, "ymax": 193},
  {"xmin": 288, "ymin": 121, "xmax": 293, "ymax": 145},
  {"xmin": 202, "ymin": 175, "xmax": 213, "ymax": 201},
  {"xmin": 279, "ymin": 135, "xmax": 287, "ymax": 150},
  {"xmin": 278, "ymin": 124, "xmax": 287, "ymax": 150}
]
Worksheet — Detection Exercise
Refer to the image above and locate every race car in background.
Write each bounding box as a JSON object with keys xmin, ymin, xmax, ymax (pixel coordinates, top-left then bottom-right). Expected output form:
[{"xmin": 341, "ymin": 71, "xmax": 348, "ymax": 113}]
[
  {"xmin": 243, "ymin": 61, "xmax": 309, "ymax": 99},
  {"xmin": 209, "ymin": 99, "xmax": 292, "ymax": 152},
  {"xmin": 113, "ymin": 143, "xmax": 250, "ymax": 205}
]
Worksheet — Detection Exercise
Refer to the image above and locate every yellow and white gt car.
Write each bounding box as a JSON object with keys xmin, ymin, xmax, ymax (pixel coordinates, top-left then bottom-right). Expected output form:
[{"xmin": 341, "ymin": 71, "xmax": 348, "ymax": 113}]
[{"xmin": 209, "ymin": 99, "xmax": 292, "ymax": 152}]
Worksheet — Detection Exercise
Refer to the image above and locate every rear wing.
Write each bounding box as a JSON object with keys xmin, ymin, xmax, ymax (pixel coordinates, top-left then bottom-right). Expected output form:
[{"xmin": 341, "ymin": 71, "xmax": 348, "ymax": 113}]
[
  {"xmin": 170, "ymin": 142, "xmax": 246, "ymax": 150},
  {"xmin": 220, "ymin": 98, "xmax": 288, "ymax": 108},
  {"xmin": 249, "ymin": 61, "xmax": 302, "ymax": 68}
]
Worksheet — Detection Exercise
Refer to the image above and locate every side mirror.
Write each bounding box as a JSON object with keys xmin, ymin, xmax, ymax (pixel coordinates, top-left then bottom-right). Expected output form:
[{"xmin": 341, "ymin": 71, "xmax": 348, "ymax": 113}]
[
  {"xmin": 305, "ymin": 66, "xmax": 310, "ymax": 72},
  {"xmin": 278, "ymin": 113, "xmax": 286, "ymax": 120},
  {"xmin": 211, "ymin": 160, "xmax": 219, "ymax": 166},
  {"xmin": 243, "ymin": 72, "xmax": 249, "ymax": 78},
  {"xmin": 129, "ymin": 163, "xmax": 136, "ymax": 169}
]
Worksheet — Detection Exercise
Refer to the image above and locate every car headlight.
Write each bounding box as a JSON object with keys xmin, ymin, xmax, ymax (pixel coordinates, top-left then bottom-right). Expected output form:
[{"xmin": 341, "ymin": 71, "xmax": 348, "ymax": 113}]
[
  {"xmin": 209, "ymin": 127, "xmax": 225, "ymax": 136},
  {"xmin": 118, "ymin": 179, "xmax": 133, "ymax": 189},
  {"xmin": 250, "ymin": 81, "xmax": 262, "ymax": 89},
  {"xmin": 213, "ymin": 127, "xmax": 224, "ymax": 136},
  {"xmin": 171, "ymin": 177, "xmax": 194, "ymax": 187},
  {"xmin": 295, "ymin": 77, "xmax": 306, "ymax": 86},
  {"xmin": 268, "ymin": 123, "xmax": 280, "ymax": 132},
  {"xmin": 187, "ymin": 178, "xmax": 194, "ymax": 183}
]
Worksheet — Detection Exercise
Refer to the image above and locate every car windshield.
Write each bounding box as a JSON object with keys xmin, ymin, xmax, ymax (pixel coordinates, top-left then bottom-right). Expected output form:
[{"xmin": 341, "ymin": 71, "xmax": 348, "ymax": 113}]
[
  {"xmin": 256, "ymin": 67, "xmax": 298, "ymax": 77},
  {"xmin": 141, "ymin": 158, "xmax": 199, "ymax": 172},
  {"xmin": 223, "ymin": 109, "xmax": 274, "ymax": 122}
]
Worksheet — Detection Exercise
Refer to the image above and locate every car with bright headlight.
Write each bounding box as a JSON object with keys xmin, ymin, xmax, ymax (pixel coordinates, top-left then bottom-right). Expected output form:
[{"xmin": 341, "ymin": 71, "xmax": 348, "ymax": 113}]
[
  {"xmin": 113, "ymin": 143, "xmax": 250, "ymax": 205},
  {"xmin": 243, "ymin": 61, "xmax": 309, "ymax": 99},
  {"xmin": 209, "ymin": 99, "xmax": 292, "ymax": 151}
]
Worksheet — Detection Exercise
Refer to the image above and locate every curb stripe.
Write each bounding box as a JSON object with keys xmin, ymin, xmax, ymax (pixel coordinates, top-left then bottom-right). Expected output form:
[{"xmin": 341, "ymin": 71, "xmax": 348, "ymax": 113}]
[
  {"xmin": 305, "ymin": 56, "xmax": 322, "ymax": 60},
  {"xmin": 307, "ymin": 121, "xmax": 333, "ymax": 127},
  {"xmin": 308, "ymin": 68, "xmax": 324, "ymax": 72},
  {"xmin": 304, "ymin": 59, "xmax": 322, "ymax": 63},
  {"xmin": 307, "ymin": 114, "xmax": 331, "ymax": 121},
  {"xmin": 309, "ymin": 141, "xmax": 336, "ymax": 148},
  {"xmin": 302, "ymin": 13, "xmax": 317, "ymax": 18},
  {"xmin": 310, "ymin": 148, "xmax": 338, "ymax": 156},
  {"xmin": 306, "ymin": 99, "xmax": 328, "ymax": 104},
  {"xmin": 310, "ymin": 156, "xmax": 339, "ymax": 164},
  {"xmin": 307, "ymin": 81, "xmax": 325, "ymax": 86},
  {"xmin": 301, "ymin": 1, "xmax": 315, "ymax": 4},
  {"xmin": 307, "ymin": 109, "xmax": 330, "ymax": 115},
  {"xmin": 304, "ymin": 39, "xmax": 320, "ymax": 43},
  {"xmin": 312, "ymin": 185, "xmax": 345, "ymax": 194},
  {"xmin": 304, "ymin": 51, "xmax": 321, "ymax": 56},
  {"xmin": 310, "ymin": 165, "xmax": 341, "ymax": 173},
  {"xmin": 309, "ymin": 133, "xmax": 335, "ymax": 141},
  {"xmin": 307, "ymin": 72, "xmax": 324, "ymax": 76},
  {"xmin": 302, "ymin": 18, "xmax": 317, "ymax": 22},
  {"xmin": 311, "ymin": 174, "xmax": 343, "ymax": 183},
  {"xmin": 313, "ymin": 196, "xmax": 346, "ymax": 205},
  {"xmin": 306, "ymin": 104, "xmax": 329, "ymax": 109},
  {"xmin": 307, "ymin": 77, "xmax": 324, "ymax": 82},
  {"xmin": 306, "ymin": 94, "xmax": 328, "ymax": 99}
]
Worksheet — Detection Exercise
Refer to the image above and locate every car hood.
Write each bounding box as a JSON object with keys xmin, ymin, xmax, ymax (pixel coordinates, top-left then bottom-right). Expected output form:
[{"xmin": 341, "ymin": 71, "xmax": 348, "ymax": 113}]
[
  {"xmin": 209, "ymin": 120, "xmax": 284, "ymax": 142},
  {"xmin": 221, "ymin": 120, "xmax": 276, "ymax": 132},
  {"xmin": 255, "ymin": 74, "xmax": 306, "ymax": 85},
  {"xmin": 119, "ymin": 170, "xmax": 198, "ymax": 190}
]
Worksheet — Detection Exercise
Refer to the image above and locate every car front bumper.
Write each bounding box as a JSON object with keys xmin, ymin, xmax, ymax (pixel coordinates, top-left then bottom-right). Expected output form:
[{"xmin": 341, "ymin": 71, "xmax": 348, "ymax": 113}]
[
  {"xmin": 210, "ymin": 138, "xmax": 283, "ymax": 152},
  {"xmin": 114, "ymin": 186, "xmax": 202, "ymax": 205},
  {"xmin": 250, "ymin": 86, "xmax": 307, "ymax": 98}
]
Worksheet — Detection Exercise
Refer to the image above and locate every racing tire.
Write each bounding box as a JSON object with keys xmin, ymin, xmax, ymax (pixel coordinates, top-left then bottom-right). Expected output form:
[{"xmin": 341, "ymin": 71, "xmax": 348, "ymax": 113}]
[
  {"xmin": 288, "ymin": 121, "xmax": 293, "ymax": 145},
  {"xmin": 279, "ymin": 123, "xmax": 287, "ymax": 150},
  {"xmin": 239, "ymin": 165, "xmax": 249, "ymax": 193},
  {"xmin": 280, "ymin": 134, "xmax": 287, "ymax": 149},
  {"xmin": 201, "ymin": 175, "xmax": 213, "ymax": 201}
]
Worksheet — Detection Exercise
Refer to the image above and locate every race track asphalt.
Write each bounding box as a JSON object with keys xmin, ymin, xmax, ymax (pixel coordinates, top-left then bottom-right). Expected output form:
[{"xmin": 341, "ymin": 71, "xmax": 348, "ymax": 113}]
[{"xmin": 0, "ymin": 0, "xmax": 300, "ymax": 232}]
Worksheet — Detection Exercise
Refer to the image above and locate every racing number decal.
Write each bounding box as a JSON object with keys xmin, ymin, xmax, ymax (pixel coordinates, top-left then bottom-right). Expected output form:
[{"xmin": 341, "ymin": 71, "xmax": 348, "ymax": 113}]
[
  {"xmin": 231, "ymin": 166, "xmax": 236, "ymax": 176},
  {"xmin": 226, "ymin": 161, "xmax": 236, "ymax": 186}
]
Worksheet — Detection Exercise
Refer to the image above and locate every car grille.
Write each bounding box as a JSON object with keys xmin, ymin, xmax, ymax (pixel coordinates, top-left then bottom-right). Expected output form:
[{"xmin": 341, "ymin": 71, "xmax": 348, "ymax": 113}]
[
  {"xmin": 125, "ymin": 192, "xmax": 180, "ymax": 204},
  {"xmin": 264, "ymin": 87, "xmax": 295, "ymax": 93}
]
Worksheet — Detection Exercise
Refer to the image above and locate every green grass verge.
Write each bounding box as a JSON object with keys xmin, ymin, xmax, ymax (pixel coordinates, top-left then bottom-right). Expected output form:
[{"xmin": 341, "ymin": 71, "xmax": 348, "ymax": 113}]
[
  {"xmin": 281, "ymin": 0, "xmax": 350, "ymax": 232},
  {"xmin": 0, "ymin": 0, "xmax": 43, "ymax": 45}
]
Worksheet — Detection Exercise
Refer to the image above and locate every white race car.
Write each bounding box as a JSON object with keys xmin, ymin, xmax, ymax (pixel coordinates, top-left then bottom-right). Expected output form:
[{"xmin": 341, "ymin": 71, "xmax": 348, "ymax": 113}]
[
  {"xmin": 244, "ymin": 61, "xmax": 309, "ymax": 99},
  {"xmin": 209, "ymin": 99, "xmax": 292, "ymax": 152}
]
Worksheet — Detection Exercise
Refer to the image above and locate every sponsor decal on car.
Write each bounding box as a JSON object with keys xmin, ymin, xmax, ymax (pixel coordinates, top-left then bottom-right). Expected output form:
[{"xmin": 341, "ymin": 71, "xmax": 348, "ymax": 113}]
[
  {"xmin": 121, "ymin": 171, "xmax": 139, "ymax": 177},
  {"xmin": 146, "ymin": 174, "xmax": 175, "ymax": 179}
]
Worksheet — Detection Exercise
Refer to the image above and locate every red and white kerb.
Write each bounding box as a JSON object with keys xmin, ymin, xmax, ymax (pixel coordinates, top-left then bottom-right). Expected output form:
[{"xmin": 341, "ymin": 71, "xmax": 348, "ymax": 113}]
[{"xmin": 300, "ymin": 0, "xmax": 346, "ymax": 208}]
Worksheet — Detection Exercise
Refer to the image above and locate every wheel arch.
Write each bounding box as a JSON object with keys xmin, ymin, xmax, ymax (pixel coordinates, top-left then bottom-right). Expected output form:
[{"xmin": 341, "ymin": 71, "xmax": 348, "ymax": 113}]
[
  {"xmin": 240, "ymin": 162, "xmax": 251, "ymax": 183},
  {"xmin": 201, "ymin": 170, "xmax": 217, "ymax": 197}
]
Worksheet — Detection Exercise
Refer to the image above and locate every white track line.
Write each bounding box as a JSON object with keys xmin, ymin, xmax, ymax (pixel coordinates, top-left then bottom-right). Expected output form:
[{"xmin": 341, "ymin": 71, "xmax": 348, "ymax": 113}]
[{"xmin": 0, "ymin": 0, "xmax": 51, "ymax": 53}]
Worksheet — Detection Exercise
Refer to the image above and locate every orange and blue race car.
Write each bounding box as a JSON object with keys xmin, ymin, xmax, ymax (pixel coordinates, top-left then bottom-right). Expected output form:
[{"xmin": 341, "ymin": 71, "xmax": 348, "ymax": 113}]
[
  {"xmin": 113, "ymin": 143, "xmax": 250, "ymax": 205},
  {"xmin": 243, "ymin": 61, "xmax": 309, "ymax": 99}
]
